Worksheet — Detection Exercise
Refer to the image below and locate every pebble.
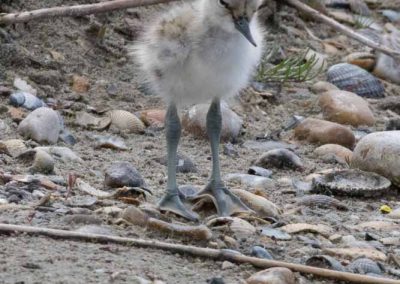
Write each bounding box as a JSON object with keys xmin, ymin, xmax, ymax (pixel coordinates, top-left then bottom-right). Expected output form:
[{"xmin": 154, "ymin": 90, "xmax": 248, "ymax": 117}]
[
  {"xmin": 30, "ymin": 149, "xmax": 55, "ymax": 174},
  {"xmin": 251, "ymin": 246, "xmax": 274, "ymax": 260},
  {"xmin": 247, "ymin": 267, "xmax": 296, "ymax": 284},
  {"xmin": 310, "ymin": 81, "xmax": 339, "ymax": 94},
  {"xmin": 17, "ymin": 107, "xmax": 61, "ymax": 144},
  {"xmin": 221, "ymin": 261, "xmax": 236, "ymax": 270},
  {"xmin": 382, "ymin": 10, "xmax": 400, "ymax": 22},
  {"xmin": 254, "ymin": 148, "xmax": 303, "ymax": 171},
  {"xmin": 314, "ymin": 144, "xmax": 353, "ymax": 165},
  {"xmin": 182, "ymin": 103, "xmax": 242, "ymax": 142},
  {"xmin": 14, "ymin": 77, "xmax": 37, "ymax": 95},
  {"xmin": 260, "ymin": 227, "xmax": 292, "ymax": 241},
  {"xmin": 248, "ymin": 166, "xmax": 272, "ymax": 178},
  {"xmin": 281, "ymin": 223, "xmax": 333, "ymax": 238},
  {"xmin": 8, "ymin": 107, "xmax": 26, "ymax": 122},
  {"xmin": 305, "ymin": 255, "xmax": 346, "ymax": 271},
  {"xmin": 318, "ymin": 90, "xmax": 375, "ymax": 126},
  {"xmin": 104, "ymin": 161, "xmax": 145, "ymax": 188},
  {"xmin": 155, "ymin": 153, "xmax": 197, "ymax": 173},
  {"xmin": 0, "ymin": 139, "xmax": 27, "ymax": 157},
  {"xmin": 294, "ymin": 118, "xmax": 355, "ymax": 148},
  {"xmin": 139, "ymin": 109, "xmax": 166, "ymax": 128},
  {"xmin": 71, "ymin": 75, "xmax": 90, "ymax": 93},
  {"xmin": 9, "ymin": 91, "xmax": 45, "ymax": 110},
  {"xmin": 36, "ymin": 146, "xmax": 82, "ymax": 163},
  {"xmin": 75, "ymin": 225, "xmax": 114, "ymax": 236},
  {"xmin": 351, "ymin": 131, "xmax": 400, "ymax": 186},
  {"xmin": 388, "ymin": 208, "xmax": 400, "ymax": 219},
  {"xmin": 323, "ymin": 247, "xmax": 387, "ymax": 261}
]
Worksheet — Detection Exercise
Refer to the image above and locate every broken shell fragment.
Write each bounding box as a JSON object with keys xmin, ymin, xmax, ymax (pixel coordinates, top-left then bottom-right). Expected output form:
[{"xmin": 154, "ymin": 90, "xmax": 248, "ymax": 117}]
[
  {"xmin": 93, "ymin": 135, "xmax": 128, "ymax": 150},
  {"xmin": 230, "ymin": 188, "xmax": 281, "ymax": 218},
  {"xmin": 224, "ymin": 173, "xmax": 275, "ymax": 190},
  {"xmin": 17, "ymin": 149, "xmax": 55, "ymax": 174},
  {"xmin": 295, "ymin": 194, "xmax": 349, "ymax": 210},
  {"xmin": 305, "ymin": 255, "xmax": 346, "ymax": 271},
  {"xmin": 0, "ymin": 139, "xmax": 27, "ymax": 157},
  {"xmin": 311, "ymin": 169, "xmax": 391, "ymax": 197},
  {"xmin": 347, "ymin": 258, "xmax": 383, "ymax": 275},
  {"xmin": 327, "ymin": 63, "xmax": 385, "ymax": 98},
  {"xmin": 280, "ymin": 223, "xmax": 333, "ymax": 238},
  {"xmin": 248, "ymin": 166, "xmax": 272, "ymax": 178},
  {"xmin": 254, "ymin": 149, "xmax": 303, "ymax": 171},
  {"xmin": 344, "ymin": 52, "xmax": 376, "ymax": 71},
  {"xmin": 108, "ymin": 110, "xmax": 145, "ymax": 134}
]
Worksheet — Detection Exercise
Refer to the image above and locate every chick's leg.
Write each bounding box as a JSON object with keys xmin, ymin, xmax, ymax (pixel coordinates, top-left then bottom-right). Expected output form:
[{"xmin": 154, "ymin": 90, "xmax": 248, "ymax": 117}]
[
  {"xmin": 158, "ymin": 103, "xmax": 199, "ymax": 221},
  {"xmin": 197, "ymin": 98, "xmax": 250, "ymax": 216}
]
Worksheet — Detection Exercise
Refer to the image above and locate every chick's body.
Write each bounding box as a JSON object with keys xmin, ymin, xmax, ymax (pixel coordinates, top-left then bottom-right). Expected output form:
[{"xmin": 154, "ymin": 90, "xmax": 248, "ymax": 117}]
[{"xmin": 134, "ymin": 1, "xmax": 263, "ymax": 106}]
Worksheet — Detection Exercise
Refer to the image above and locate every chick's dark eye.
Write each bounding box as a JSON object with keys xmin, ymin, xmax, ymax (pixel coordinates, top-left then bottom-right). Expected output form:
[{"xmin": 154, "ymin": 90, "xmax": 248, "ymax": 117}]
[{"xmin": 219, "ymin": 0, "xmax": 230, "ymax": 9}]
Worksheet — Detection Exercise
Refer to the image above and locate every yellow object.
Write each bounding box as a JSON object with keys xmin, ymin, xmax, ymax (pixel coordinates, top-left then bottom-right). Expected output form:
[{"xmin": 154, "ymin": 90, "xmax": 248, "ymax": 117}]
[{"xmin": 380, "ymin": 205, "xmax": 392, "ymax": 214}]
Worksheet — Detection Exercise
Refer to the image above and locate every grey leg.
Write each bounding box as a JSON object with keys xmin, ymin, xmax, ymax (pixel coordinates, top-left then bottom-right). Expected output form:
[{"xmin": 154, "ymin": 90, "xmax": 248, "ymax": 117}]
[
  {"xmin": 195, "ymin": 98, "xmax": 250, "ymax": 216},
  {"xmin": 157, "ymin": 103, "xmax": 198, "ymax": 221}
]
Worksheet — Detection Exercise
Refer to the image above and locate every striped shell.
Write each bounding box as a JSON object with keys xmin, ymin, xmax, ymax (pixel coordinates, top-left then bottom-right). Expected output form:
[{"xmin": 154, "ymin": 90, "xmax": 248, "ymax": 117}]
[
  {"xmin": 347, "ymin": 258, "xmax": 382, "ymax": 275},
  {"xmin": 327, "ymin": 63, "xmax": 385, "ymax": 98},
  {"xmin": 295, "ymin": 194, "xmax": 349, "ymax": 210},
  {"xmin": 311, "ymin": 169, "xmax": 391, "ymax": 197},
  {"xmin": 108, "ymin": 110, "xmax": 145, "ymax": 134},
  {"xmin": 325, "ymin": 0, "xmax": 371, "ymax": 16},
  {"xmin": 306, "ymin": 255, "xmax": 346, "ymax": 271},
  {"xmin": 9, "ymin": 92, "xmax": 45, "ymax": 110},
  {"xmin": 0, "ymin": 139, "xmax": 27, "ymax": 157}
]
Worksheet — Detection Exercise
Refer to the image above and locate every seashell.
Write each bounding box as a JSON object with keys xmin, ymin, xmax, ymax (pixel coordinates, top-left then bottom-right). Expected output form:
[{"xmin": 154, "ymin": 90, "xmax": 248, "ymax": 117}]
[
  {"xmin": 374, "ymin": 31, "xmax": 400, "ymax": 84},
  {"xmin": 251, "ymin": 246, "xmax": 274, "ymax": 260},
  {"xmin": 224, "ymin": 173, "xmax": 275, "ymax": 190},
  {"xmin": 295, "ymin": 194, "xmax": 349, "ymax": 210},
  {"xmin": 92, "ymin": 135, "xmax": 128, "ymax": 151},
  {"xmin": 154, "ymin": 153, "xmax": 197, "ymax": 173},
  {"xmin": 247, "ymin": 267, "xmax": 295, "ymax": 284},
  {"xmin": 108, "ymin": 110, "xmax": 145, "ymax": 134},
  {"xmin": 260, "ymin": 227, "xmax": 292, "ymax": 241},
  {"xmin": 254, "ymin": 148, "xmax": 303, "ymax": 171},
  {"xmin": 344, "ymin": 52, "xmax": 376, "ymax": 71},
  {"xmin": 75, "ymin": 111, "xmax": 111, "ymax": 130},
  {"xmin": 17, "ymin": 149, "xmax": 55, "ymax": 174},
  {"xmin": 280, "ymin": 223, "xmax": 333, "ymax": 238},
  {"xmin": 327, "ymin": 63, "xmax": 385, "ymax": 98},
  {"xmin": 66, "ymin": 196, "xmax": 97, "ymax": 208},
  {"xmin": 36, "ymin": 146, "xmax": 83, "ymax": 163},
  {"xmin": 206, "ymin": 217, "xmax": 256, "ymax": 240},
  {"xmin": 0, "ymin": 139, "xmax": 27, "ymax": 157},
  {"xmin": 230, "ymin": 188, "xmax": 281, "ymax": 218},
  {"xmin": 139, "ymin": 109, "xmax": 166, "ymax": 127},
  {"xmin": 311, "ymin": 169, "xmax": 391, "ymax": 197},
  {"xmin": 348, "ymin": 258, "xmax": 383, "ymax": 275},
  {"xmin": 59, "ymin": 129, "xmax": 77, "ymax": 145},
  {"xmin": 248, "ymin": 166, "xmax": 272, "ymax": 178},
  {"xmin": 322, "ymin": 247, "xmax": 387, "ymax": 261},
  {"xmin": 305, "ymin": 255, "xmax": 346, "ymax": 271}
]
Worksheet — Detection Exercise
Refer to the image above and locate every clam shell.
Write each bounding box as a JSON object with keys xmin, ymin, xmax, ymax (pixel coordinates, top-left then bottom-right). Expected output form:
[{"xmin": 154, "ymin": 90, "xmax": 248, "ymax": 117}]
[
  {"xmin": 305, "ymin": 255, "xmax": 346, "ymax": 271},
  {"xmin": 230, "ymin": 188, "xmax": 281, "ymax": 218},
  {"xmin": 327, "ymin": 63, "xmax": 385, "ymax": 98},
  {"xmin": 311, "ymin": 169, "xmax": 391, "ymax": 197},
  {"xmin": 344, "ymin": 52, "xmax": 376, "ymax": 71},
  {"xmin": 0, "ymin": 139, "xmax": 27, "ymax": 157},
  {"xmin": 254, "ymin": 148, "xmax": 303, "ymax": 170},
  {"xmin": 295, "ymin": 194, "xmax": 349, "ymax": 210},
  {"xmin": 108, "ymin": 110, "xmax": 145, "ymax": 134},
  {"xmin": 206, "ymin": 217, "xmax": 256, "ymax": 239},
  {"xmin": 348, "ymin": 258, "xmax": 382, "ymax": 275},
  {"xmin": 75, "ymin": 111, "xmax": 111, "ymax": 130}
]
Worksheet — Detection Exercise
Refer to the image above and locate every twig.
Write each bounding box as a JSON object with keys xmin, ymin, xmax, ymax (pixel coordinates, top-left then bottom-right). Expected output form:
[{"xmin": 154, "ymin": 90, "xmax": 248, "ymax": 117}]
[
  {"xmin": 283, "ymin": 0, "xmax": 400, "ymax": 60},
  {"xmin": 0, "ymin": 0, "xmax": 176, "ymax": 25},
  {"xmin": 0, "ymin": 223, "xmax": 399, "ymax": 284}
]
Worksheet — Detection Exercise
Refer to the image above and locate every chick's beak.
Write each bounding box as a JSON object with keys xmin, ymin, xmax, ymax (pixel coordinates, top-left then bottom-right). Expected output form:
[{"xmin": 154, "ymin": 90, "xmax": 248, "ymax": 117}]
[{"xmin": 234, "ymin": 17, "xmax": 257, "ymax": 47}]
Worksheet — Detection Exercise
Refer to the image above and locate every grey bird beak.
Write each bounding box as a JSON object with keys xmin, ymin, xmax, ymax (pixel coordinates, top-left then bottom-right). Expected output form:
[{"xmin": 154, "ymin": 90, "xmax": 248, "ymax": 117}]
[{"xmin": 234, "ymin": 17, "xmax": 257, "ymax": 47}]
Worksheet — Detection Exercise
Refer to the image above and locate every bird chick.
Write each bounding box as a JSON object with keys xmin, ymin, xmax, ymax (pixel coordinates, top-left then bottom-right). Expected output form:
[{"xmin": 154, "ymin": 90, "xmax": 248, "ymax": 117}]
[{"xmin": 133, "ymin": 0, "xmax": 264, "ymax": 221}]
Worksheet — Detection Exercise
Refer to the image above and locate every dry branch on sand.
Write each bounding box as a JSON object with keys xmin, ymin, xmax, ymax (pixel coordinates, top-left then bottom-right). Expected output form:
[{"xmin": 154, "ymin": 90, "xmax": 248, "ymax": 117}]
[{"xmin": 1, "ymin": 223, "xmax": 400, "ymax": 284}]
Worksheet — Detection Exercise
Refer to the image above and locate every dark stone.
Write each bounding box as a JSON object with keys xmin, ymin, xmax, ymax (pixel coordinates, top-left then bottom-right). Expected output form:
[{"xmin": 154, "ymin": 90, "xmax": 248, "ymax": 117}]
[{"xmin": 104, "ymin": 161, "xmax": 145, "ymax": 188}]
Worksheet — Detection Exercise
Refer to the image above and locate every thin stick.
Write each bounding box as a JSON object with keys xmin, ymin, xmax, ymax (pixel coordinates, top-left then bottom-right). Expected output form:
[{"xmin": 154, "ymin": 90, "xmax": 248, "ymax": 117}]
[
  {"xmin": 0, "ymin": 224, "xmax": 399, "ymax": 284},
  {"xmin": 283, "ymin": 0, "xmax": 400, "ymax": 60},
  {"xmin": 0, "ymin": 0, "xmax": 176, "ymax": 25}
]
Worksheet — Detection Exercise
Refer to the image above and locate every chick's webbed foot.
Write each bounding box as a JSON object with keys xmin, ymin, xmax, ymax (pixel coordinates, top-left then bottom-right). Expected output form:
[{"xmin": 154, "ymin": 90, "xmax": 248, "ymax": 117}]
[
  {"xmin": 194, "ymin": 182, "xmax": 251, "ymax": 217},
  {"xmin": 158, "ymin": 192, "xmax": 199, "ymax": 221}
]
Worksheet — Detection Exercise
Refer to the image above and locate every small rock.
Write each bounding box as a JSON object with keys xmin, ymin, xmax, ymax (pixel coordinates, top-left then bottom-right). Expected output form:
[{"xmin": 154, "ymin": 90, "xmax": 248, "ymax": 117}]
[
  {"xmin": 388, "ymin": 208, "xmax": 400, "ymax": 219},
  {"xmin": 351, "ymin": 131, "xmax": 400, "ymax": 186},
  {"xmin": 17, "ymin": 107, "xmax": 61, "ymax": 144},
  {"xmin": 8, "ymin": 107, "xmax": 26, "ymax": 122},
  {"xmin": 248, "ymin": 166, "xmax": 272, "ymax": 178},
  {"xmin": 254, "ymin": 149, "xmax": 303, "ymax": 171},
  {"xmin": 75, "ymin": 225, "xmax": 113, "ymax": 236},
  {"xmin": 243, "ymin": 140, "xmax": 296, "ymax": 152},
  {"xmin": 182, "ymin": 102, "xmax": 242, "ymax": 142},
  {"xmin": 155, "ymin": 153, "xmax": 197, "ymax": 173},
  {"xmin": 382, "ymin": 10, "xmax": 400, "ymax": 22},
  {"xmin": 0, "ymin": 139, "xmax": 27, "ymax": 157},
  {"xmin": 14, "ymin": 77, "xmax": 37, "ymax": 95},
  {"xmin": 104, "ymin": 162, "xmax": 145, "ymax": 188},
  {"xmin": 9, "ymin": 91, "xmax": 45, "ymax": 110},
  {"xmin": 71, "ymin": 75, "xmax": 90, "ymax": 93},
  {"xmin": 323, "ymin": 247, "xmax": 387, "ymax": 261},
  {"xmin": 223, "ymin": 143, "xmax": 239, "ymax": 157},
  {"xmin": 318, "ymin": 90, "xmax": 375, "ymax": 126},
  {"xmin": 247, "ymin": 267, "xmax": 295, "ymax": 284},
  {"xmin": 294, "ymin": 118, "xmax": 355, "ymax": 148},
  {"xmin": 139, "ymin": 109, "xmax": 166, "ymax": 127},
  {"xmin": 36, "ymin": 146, "xmax": 82, "ymax": 163},
  {"xmin": 310, "ymin": 81, "xmax": 339, "ymax": 94},
  {"xmin": 66, "ymin": 196, "xmax": 97, "ymax": 208},
  {"xmin": 30, "ymin": 149, "xmax": 55, "ymax": 174},
  {"xmin": 314, "ymin": 144, "xmax": 353, "ymax": 164},
  {"xmin": 221, "ymin": 261, "xmax": 236, "ymax": 270},
  {"xmin": 0, "ymin": 86, "xmax": 12, "ymax": 96},
  {"xmin": 251, "ymin": 246, "xmax": 274, "ymax": 260}
]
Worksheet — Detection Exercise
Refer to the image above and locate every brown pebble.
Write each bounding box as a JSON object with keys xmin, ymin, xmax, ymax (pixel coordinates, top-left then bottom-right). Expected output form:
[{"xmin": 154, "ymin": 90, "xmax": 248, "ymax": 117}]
[{"xmin": 247, "ymin": 267, "xmax": 296, "ymax": 284}]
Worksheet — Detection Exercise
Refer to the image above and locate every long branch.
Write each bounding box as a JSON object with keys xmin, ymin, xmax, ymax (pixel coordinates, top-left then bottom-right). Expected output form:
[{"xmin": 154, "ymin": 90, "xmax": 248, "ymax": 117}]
[
  {"xmin": 0, "ymin": 0, "xmax": 176, "ymax": 25},
  {"xmin": 283, "ymin": 0, "xmax": 400, "ymax": 60},
  {"xmin": 1, "ymin": 223, "xmax": 399, "ymax": 284}
]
